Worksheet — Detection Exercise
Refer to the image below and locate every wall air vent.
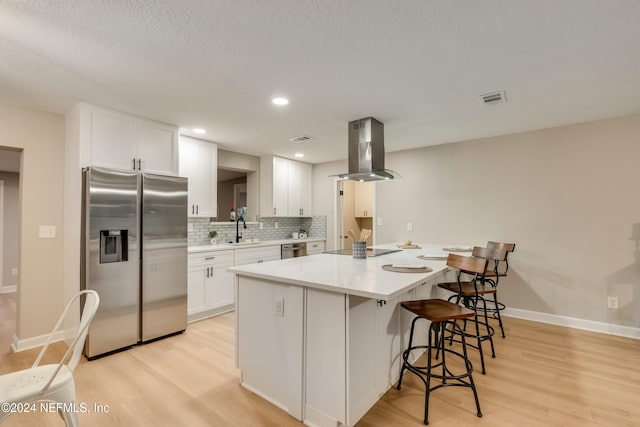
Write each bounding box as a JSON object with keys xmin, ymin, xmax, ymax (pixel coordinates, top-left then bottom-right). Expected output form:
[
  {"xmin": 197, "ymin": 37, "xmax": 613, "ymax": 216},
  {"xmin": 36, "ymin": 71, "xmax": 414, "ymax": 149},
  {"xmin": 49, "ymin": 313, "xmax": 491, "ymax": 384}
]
[
  {"xmin": 479, "ymin": 90, "xmax": 507, "ymax": 105},
  {"xmin": 289, "ymin": 135, "xmax": 313, "ymax": 143}
]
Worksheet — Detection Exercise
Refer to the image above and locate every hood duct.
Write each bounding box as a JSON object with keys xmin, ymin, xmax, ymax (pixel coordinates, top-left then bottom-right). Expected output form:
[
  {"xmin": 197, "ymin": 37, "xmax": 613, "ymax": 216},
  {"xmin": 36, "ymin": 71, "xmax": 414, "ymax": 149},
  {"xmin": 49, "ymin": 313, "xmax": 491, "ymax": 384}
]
[{"xmin": 334, "ymin": 117, "xmax": 399, "ymax": 182}]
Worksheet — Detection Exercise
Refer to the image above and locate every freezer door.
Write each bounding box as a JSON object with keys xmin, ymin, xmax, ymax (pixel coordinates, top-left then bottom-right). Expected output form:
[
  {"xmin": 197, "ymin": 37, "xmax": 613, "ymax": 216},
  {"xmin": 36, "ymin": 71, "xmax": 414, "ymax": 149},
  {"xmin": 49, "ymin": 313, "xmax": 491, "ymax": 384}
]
[
  {"xmin": 82, "ymin": 167, "xmax": 140, "ymax": 358},
  {"xmin": 141, "ymin": 173, "xmax": 188, "ymax": 341}
]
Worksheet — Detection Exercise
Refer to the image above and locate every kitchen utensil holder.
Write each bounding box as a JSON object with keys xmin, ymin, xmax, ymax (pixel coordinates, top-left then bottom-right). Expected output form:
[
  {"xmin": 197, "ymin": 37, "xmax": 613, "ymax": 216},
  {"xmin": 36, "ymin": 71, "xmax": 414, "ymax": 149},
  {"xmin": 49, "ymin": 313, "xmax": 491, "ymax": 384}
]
[{"xmin": 353, "ymin": 241, "xmax": 367, "ymax": 259}]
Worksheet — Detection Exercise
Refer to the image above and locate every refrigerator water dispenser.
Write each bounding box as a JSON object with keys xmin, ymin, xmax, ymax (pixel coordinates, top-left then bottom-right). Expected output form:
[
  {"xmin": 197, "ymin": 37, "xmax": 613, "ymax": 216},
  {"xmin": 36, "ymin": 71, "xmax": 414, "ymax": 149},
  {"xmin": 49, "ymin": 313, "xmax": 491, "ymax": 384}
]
[{"xmin": 99, "ymin": 230, "xmax": 128, "ymax": 263}]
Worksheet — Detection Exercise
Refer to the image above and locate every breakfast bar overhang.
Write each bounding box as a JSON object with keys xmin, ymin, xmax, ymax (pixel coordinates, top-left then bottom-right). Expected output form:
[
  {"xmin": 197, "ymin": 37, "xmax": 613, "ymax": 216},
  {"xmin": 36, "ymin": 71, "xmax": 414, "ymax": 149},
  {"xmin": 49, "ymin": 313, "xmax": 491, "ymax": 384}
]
[{"xmin": 228, "ymin": 244, "xmax": 459, "ymax": 427}]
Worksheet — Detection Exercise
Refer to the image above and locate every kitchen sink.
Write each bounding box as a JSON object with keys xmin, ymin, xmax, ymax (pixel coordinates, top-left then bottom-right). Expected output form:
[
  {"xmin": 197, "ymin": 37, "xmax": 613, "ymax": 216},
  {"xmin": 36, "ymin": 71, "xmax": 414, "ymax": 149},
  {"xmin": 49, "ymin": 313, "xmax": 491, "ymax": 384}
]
[{"xmin": 223, "ymin": 241, "xmax": 260, "ymax": 246}]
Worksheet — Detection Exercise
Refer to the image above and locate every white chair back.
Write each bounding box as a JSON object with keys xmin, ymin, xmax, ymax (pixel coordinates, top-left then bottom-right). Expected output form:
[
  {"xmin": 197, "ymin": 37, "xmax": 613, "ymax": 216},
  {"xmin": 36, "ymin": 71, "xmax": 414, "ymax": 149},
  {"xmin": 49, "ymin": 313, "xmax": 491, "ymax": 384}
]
[{"xmin": 32, "ymin": 290, "xmax": 100, "ymax": 392}]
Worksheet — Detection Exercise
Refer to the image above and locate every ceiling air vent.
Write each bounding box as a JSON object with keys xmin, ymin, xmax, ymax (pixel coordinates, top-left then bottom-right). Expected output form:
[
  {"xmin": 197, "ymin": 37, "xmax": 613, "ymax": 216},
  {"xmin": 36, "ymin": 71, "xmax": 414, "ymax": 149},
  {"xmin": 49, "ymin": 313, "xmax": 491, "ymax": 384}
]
[
  {"xmin": 289, "ymin": 135, "xmax": 313, "ymax": 143},
  {"xmin": 479, "ymin": 90, "xmax": 506, "ymax": 105}
]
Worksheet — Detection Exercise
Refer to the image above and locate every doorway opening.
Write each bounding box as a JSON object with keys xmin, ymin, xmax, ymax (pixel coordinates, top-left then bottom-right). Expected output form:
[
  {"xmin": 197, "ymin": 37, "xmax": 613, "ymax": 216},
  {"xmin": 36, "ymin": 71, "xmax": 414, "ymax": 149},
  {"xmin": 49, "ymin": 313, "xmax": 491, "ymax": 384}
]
[
  {"xmin": 0, "ymin": 147, "xmax": 21, "ymax": 355},
  {"xmin": 336, "ymin": 180, "xmax": 375, "ymax": 251}
]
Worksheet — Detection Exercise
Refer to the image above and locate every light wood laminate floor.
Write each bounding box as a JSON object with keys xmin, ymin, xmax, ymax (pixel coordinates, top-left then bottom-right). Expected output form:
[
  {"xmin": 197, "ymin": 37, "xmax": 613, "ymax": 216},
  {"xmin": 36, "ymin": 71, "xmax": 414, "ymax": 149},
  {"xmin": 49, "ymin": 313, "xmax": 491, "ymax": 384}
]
[{"xmin": 1, "ymin": 313, "xmax": 639, "ymax": 426}]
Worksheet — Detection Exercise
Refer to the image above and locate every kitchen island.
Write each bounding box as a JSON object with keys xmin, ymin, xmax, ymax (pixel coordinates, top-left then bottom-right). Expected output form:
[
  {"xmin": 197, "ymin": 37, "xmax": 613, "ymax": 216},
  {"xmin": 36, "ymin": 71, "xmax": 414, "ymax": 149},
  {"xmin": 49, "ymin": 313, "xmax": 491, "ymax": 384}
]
[{"xmin": 228, "ymin": 243, "xmax": 463, "ymax": 427}]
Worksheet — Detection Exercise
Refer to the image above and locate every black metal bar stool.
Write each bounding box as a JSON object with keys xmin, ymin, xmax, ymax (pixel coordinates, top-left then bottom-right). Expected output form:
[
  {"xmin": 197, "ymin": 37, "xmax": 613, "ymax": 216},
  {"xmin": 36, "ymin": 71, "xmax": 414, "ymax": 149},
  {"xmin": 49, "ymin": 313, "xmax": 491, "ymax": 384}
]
[
  {"xmin": 437, "ymin": 252, "xmax": 497, "ymax": 374},
  {"xmin": 397, "ymin": 299, "xmax": 482, "ymax": 425},
  {"xmin": 483, "ymin": 241, "xmax": 516, "ymax": 338}
]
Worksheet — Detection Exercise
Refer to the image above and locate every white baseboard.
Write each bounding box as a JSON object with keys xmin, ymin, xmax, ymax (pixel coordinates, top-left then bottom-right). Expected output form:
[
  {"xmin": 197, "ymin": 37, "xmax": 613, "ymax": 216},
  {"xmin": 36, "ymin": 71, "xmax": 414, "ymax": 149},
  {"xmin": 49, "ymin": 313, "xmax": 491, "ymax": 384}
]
[
  {"xmin": 11, "ymin": 330, "xmax": 67, "ymax": 353},
  {"xmin": 188, "ymin": 305, "xmax": 234, "ymax": 323},
  {"xmin": 0, "ymin": 285, "xmax": 16, "ymax": 293},
  {"xmin": 503, "ymin": 307, "xmax": 640, "ymax": 340}
]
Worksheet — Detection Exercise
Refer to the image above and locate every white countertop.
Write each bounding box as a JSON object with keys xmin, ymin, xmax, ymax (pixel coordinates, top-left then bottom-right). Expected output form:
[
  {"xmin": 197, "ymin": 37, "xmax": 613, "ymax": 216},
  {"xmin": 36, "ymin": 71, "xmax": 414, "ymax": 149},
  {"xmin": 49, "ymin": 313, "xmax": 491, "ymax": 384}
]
[
  {"xmin": 188, "ymin": 237, "xmax": 325, "ymax": 254},
  {"xmin": 228, "ymin": 243, "xmax": 473, "ymax": 300}
]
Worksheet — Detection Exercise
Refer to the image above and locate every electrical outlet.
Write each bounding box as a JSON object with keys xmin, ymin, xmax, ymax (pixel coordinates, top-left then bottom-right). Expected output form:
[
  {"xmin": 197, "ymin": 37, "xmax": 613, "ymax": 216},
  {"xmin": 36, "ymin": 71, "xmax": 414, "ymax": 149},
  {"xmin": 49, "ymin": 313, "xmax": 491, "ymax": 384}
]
[
  {"xmin": 39, "ymin": 225, "xmax": 56, "ymax": 238},
  {"xmin": 187, "ymin": 223, "xmax": 194, "ymax": 232},
  {"xmin": 377, "ymin": 217, "xmax": 383, "ymax": 226},
  {"xmin": 11, "ymin": 268, "xmax": 18, "ymax": 277},
  {"xmin": 607, "ymin": 296, "xmax": 619, "ymax": 309},
  {"xmin": 274, "ymin": 297, "xmax": 284, "ymax": 317},
  {"xmin": 407, "ymin": 222, "xmax": 413, "ymax": 232},
  {"xmin": 275, "ymin": 222, "xmax": 279, "ymax": 229},
  {"xmin": 259, "ymin": 222, "xmax": 263, "ymax": 229}
]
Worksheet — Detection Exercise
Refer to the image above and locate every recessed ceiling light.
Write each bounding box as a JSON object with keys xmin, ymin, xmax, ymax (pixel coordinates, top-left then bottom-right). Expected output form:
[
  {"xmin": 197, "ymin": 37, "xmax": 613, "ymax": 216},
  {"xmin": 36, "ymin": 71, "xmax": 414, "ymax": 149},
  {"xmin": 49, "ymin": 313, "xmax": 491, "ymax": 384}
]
[
  {"xmin": 272, "ymin": 97, "xmax": 289, "ymax": 106},
  {"xmin": 294, "ymin": 153, "xmax": 304, "ymax": 158},
  {"xmin": 193, "ymin": 128, "xmax": 207, "ymax": 134}
]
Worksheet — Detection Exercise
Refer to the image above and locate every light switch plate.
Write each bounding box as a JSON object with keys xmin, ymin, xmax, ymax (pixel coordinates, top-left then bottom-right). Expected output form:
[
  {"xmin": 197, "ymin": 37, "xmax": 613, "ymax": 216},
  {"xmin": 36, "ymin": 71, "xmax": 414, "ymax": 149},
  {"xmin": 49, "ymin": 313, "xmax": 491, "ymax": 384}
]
[
  {"xmin": 407, "ymin": 223, "xmax": 413, "ymax": 232},
  {"xmin": 377, "ymin": 217, "xmax": 383, "ymax": 226},
  {"xmin": 39, "ymin": 225, "xmax": 56, "ymax": 238},
  {"xmin": 187, "ymin": 223, "xmax": 194, "ymax": 232}
]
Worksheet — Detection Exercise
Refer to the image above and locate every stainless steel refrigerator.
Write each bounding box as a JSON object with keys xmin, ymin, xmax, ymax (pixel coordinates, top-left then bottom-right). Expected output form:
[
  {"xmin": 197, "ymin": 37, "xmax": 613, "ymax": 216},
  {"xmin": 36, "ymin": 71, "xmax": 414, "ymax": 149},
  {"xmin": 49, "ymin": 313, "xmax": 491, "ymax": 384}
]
[{"xmin": 81, "ymin": 166, "xmax": 188, "ymax": 358}]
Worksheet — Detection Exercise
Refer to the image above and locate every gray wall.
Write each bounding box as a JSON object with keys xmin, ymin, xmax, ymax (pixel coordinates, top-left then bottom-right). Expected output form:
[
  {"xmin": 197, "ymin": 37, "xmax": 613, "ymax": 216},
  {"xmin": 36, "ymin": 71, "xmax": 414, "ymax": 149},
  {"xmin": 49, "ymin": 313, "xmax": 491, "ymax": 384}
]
[
  {"xmin": 0, "ymin": 171, "xmax": 19, "ymax": 289},
  {"xmin": 312, "ymin": 114, "xmax": 640, "ymax": 328}
]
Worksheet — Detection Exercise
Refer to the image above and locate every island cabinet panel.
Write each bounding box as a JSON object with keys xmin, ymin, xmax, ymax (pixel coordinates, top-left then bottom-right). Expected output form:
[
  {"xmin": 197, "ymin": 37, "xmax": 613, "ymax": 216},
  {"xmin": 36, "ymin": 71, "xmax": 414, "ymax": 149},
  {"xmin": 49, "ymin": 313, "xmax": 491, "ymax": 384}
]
[
  {"xmin": 237, "ymin": 277, "xmax": 304, "ymax": 419},
  {"xmin": 304, "ymin": 289, "xmax": 348, "ymax": 426},
  {"xmin": 304, "ymin": 290, "xmax": 411, "ymax": 427}
]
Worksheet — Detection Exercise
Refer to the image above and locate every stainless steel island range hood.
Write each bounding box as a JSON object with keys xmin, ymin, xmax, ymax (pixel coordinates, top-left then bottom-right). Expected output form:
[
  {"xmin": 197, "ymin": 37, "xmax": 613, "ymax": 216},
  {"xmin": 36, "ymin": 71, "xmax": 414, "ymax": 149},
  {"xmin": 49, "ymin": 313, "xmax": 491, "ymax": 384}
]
[{"xmin": 334, "ymin": 117, "xmax": 399, "ymax": 182}]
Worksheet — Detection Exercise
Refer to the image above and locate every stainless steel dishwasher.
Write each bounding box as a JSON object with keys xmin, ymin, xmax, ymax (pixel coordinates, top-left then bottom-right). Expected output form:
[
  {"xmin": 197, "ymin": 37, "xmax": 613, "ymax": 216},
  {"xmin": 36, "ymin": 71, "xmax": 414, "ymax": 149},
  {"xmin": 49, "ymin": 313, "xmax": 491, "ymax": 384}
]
[{"xmin": 281, "ymin": 242, "xmax": 307, "ymax": 259}]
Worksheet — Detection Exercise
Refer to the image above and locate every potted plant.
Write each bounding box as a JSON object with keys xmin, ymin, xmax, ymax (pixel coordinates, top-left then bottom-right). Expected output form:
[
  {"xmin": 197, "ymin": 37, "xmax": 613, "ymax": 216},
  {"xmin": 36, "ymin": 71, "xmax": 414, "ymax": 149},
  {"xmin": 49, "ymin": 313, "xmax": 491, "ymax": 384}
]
[{"xmin": 209, "ymin": 230, "xmax": 218, "ymax": 244}]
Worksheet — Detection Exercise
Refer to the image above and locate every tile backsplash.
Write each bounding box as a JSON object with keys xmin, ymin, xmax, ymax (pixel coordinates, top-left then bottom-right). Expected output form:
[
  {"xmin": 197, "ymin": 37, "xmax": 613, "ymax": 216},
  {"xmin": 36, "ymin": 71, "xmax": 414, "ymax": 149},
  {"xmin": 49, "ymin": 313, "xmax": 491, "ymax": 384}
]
[{"xmin": 188, "ymin": 215, "xmax": 326, "ymax": 246}]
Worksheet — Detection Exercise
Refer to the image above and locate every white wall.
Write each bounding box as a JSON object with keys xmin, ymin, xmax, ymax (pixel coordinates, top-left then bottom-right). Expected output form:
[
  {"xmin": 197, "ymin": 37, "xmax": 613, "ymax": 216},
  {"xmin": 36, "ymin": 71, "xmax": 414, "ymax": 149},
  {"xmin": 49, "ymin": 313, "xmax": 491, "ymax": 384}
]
[
  {"xmin": 312, "ymin": 114, "xmax": 640, "ymax": 329},
  {"xmin": 0, "ymin": 104, "xmax": 66, "ymax": 341}
]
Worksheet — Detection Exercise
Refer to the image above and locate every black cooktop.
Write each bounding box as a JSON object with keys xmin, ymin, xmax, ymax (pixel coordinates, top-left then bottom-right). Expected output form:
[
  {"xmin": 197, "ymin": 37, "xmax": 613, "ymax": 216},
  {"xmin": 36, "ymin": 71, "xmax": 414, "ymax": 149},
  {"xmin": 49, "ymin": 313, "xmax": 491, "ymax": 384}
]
[{"xmin": 324, "ymin": 248, "xmax": 401, "ymax": 257}]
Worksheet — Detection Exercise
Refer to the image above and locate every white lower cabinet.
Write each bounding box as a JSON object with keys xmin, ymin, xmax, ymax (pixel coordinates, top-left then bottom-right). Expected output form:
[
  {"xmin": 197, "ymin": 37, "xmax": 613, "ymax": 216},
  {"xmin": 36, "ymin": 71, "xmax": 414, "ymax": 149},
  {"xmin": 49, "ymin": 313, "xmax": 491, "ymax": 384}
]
[
  {"xmin": 188, "ymin": 245, "xmax": 283, "ymax": 322},
  {"xmin": 234, "ymin": 245, "xmax": 282, "ymax": 266},
  {"xmin": 306, "ymin": 241, "xmax": 325, "ymax": 255},
  {"xmin": 187, "ymin": 250, "xmax": 234, "ymax": 322}
]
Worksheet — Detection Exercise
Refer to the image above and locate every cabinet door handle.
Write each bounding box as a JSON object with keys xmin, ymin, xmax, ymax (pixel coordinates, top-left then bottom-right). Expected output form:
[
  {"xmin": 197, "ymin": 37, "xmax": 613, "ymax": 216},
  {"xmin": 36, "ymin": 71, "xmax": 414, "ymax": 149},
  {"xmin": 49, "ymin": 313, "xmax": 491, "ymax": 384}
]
[
  {"xmin": 206, "ymin": 267, "xmax": 209, "ymax": 278},
  {"xmin": 196, "ymin": 205, "xmax": 199, "ymax": 215},
  {"xmin": 192, "ymin": 205, "xmax": 195, "ymax": 215},
  {"xmin": 205, "ymin": 256, "xmax": 215, "ymax": 261},
  {"xmin": 274, "ymin": 207, "xmax": 276, "ymax": 215},
  {"xmin": 132, "ymin": 158, "xmax": 136, "ymax": 170},
  {"xmin": 137, "ymin": 159, "xmax": 141, "ymax": 170}
]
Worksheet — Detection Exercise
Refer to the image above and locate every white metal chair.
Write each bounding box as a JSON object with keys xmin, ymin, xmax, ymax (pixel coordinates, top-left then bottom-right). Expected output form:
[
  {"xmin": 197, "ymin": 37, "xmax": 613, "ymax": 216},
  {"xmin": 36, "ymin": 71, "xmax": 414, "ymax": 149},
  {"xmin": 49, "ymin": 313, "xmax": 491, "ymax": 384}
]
[{"xmin": 0, "ymin": 290, "xmax": 100, "ymax": 426}]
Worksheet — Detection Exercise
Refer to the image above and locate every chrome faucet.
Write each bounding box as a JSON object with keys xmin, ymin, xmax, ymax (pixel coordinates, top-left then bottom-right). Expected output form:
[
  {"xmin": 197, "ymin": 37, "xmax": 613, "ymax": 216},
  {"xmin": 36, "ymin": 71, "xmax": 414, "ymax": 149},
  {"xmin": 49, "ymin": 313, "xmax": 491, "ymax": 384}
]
[{"xmin": 236, "ymin": 217, "xmax": 247, "ymax": 243}]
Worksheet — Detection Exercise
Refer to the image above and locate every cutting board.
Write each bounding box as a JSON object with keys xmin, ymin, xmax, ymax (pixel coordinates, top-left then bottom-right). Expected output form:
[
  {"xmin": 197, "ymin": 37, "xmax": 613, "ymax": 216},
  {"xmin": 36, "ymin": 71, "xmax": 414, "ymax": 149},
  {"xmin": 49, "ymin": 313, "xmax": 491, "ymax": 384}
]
[{"xmin": 396, "ymin": 244, "xmax": 422, "ymax": 249}]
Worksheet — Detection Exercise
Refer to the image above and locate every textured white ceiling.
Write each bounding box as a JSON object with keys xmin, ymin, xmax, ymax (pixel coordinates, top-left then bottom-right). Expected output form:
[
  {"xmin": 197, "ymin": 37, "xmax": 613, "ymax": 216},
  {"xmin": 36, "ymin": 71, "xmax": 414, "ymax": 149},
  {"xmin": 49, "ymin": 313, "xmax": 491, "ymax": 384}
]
[{"xmin": 1, "ymin": 0, "xmax": 639, "ymax": 164}]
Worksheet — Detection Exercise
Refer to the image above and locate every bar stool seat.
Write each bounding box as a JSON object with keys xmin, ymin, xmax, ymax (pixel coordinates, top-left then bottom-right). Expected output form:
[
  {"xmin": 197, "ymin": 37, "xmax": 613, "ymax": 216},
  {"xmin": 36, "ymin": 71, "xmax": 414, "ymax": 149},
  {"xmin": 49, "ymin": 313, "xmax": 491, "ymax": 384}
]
[{"xmin": 397, "ymin": 299, "xmax": 482, "ymax": 425}]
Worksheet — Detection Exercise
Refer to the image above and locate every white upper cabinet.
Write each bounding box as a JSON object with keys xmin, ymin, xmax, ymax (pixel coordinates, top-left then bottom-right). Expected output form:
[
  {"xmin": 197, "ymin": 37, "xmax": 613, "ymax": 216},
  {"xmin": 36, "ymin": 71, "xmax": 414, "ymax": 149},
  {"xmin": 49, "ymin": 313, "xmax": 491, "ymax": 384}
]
[
  {"xmin": 179, "ymin": 136, "xmax": 217, "ymax": 217},
  {"xmin": 137, "ymin": 122, "xmax": 179, "ymax": 174},
  {"xmin": 287, "ymin": 159, "xmax": 312, "ymax": 217},
  {"xmin": 79, "ymin": 103, "xmax": 179, "ymax": 174},
  {"xmin": 272, "ymin": 156, "xmax": 289, "ymax": 216},
  {"xmin": 261, "ymin": 156, "xmax": 312, "ymax": 217}
]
